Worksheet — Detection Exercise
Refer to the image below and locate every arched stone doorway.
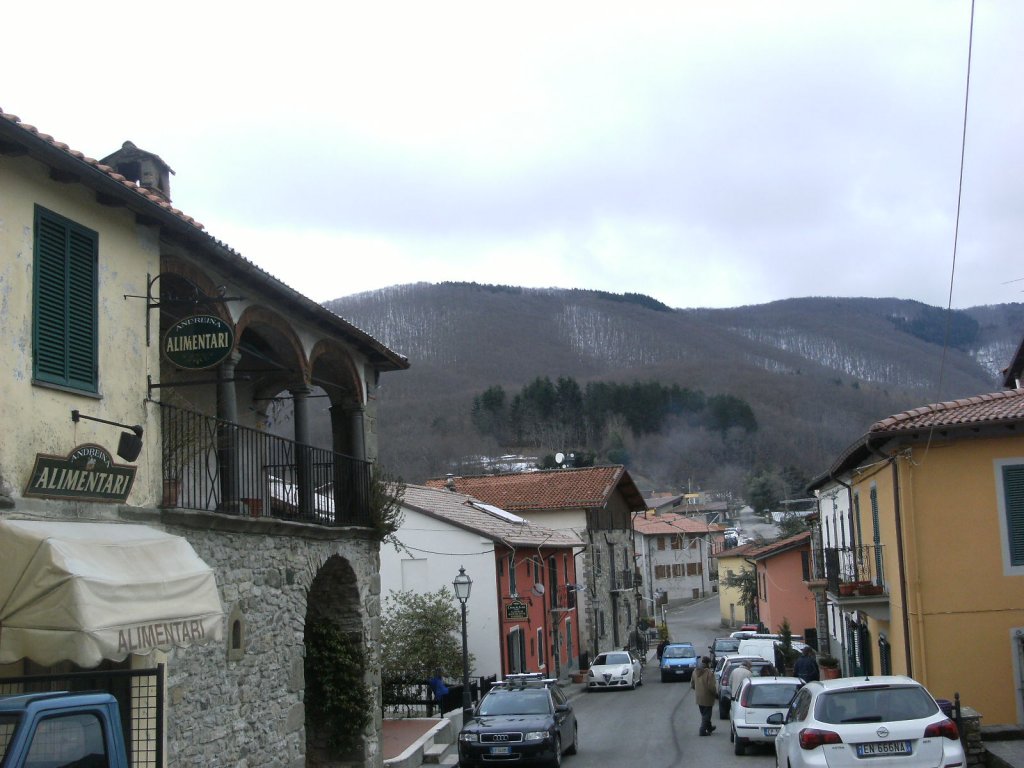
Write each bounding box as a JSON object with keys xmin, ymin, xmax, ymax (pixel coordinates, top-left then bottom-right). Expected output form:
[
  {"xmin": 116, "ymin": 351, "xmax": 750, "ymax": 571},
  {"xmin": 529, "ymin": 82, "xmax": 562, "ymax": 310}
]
[{"xmin": 304, "ymin": 554, "xmax": 371, "ymax": 767}]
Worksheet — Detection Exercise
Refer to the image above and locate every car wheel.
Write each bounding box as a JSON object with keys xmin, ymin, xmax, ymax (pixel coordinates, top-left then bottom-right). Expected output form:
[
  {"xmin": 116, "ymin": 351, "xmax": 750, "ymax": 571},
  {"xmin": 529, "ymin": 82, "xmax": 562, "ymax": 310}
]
[
  {"xmin": 719, "ymin": 699, "xmax": 730, "ymax": 720},
  {"xmin": 734, "ymin": 734, "xmax": 748, "ymax": 756},
  {"xmin": 565, "ymin": 723, "xmax": 578, "ymax": 755},
  {"xmin": 551, "ymin": 735, "xmax": 562, "ymax": 767},
  {"xmin": 661, "ymin": 672, "xmax": 669, "ymax": 682}
]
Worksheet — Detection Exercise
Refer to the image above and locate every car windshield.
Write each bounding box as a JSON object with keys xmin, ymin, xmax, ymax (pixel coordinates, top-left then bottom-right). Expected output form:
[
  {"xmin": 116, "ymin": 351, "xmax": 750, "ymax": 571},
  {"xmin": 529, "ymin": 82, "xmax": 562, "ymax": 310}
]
[
  {"xmin": 748, "ymin": 683, "xmax": 801, "ymax": 708},
  {"xmin": 714, "ymin": 639, "xmax": 740, "ymax": 653},
  {"xmin": 595, "ymin": 653, "xmax": 631, "ymax": 666},
  {"xmin": 816, "ymin": 686, "xmax": 939, "ymax": 724},
  {"xmin": 664, "ymin": 646, "xmax": 696, "ymax": 659},
  {"xmin": 478, "ymin": 689, "xmax": 552, "ymax": 716}
]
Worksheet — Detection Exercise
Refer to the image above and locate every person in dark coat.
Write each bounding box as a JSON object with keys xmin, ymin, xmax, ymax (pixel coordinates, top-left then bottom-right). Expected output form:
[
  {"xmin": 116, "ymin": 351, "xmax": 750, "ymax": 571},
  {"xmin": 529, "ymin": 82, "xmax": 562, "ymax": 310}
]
[
  {"xmin": 691, "ymin": 657, "xmax": 718, "ymax": 736},
  {"xmin": 793, "ymin": 647, "xmax": 820, "ymax": 683},
  {"xmin": 656, "ymin": 638, "xmax": 669, "ymax": 662}
]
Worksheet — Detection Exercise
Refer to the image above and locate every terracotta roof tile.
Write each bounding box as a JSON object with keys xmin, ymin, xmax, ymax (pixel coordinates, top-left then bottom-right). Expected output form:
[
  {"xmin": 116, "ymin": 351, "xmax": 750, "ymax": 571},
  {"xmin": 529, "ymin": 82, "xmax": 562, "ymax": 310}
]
[
  {"xmin": 424, "ymin": 466, "xmax": 645, "ymax": 512},
  {"xmin": 745, "ymin": 531, "xmax": 811, "ymax": 560},
  {"xmin": 633, "ymin": 511, "xmax": 723, "ymax": 535},
  {"xmin": 869, "ymin": 388, "xmax": 1024, "ymax": 434},
  {"xmin": 402, "ymin": 485, "xmax": 583, "ymax": 547}
]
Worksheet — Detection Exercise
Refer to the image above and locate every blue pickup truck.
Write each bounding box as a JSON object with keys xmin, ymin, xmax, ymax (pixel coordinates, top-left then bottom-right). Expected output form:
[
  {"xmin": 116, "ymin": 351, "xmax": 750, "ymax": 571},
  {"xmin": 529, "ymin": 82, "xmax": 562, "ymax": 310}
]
[{"xmin": 0, "ymin": 691, "xmax": 129, "ymax": 768}]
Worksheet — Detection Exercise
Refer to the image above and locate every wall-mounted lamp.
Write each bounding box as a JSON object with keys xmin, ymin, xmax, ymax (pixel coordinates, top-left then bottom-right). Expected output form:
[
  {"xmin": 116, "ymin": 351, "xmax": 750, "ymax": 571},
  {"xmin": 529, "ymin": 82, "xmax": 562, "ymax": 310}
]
[{"xmin": 71, "ymin": 410, "xmax": 144, "ymax": 462}]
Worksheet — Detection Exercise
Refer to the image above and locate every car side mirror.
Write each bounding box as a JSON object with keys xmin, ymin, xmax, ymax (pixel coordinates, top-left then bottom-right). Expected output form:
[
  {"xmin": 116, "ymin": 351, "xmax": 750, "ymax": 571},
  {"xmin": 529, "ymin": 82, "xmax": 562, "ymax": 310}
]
[
  {"xmin": 555, "ymin": 703, "xmax": 569, "ymax": 712},
  {"xmin": 766, "ymin": 712, "xmax": 784, "ymax": 725}
]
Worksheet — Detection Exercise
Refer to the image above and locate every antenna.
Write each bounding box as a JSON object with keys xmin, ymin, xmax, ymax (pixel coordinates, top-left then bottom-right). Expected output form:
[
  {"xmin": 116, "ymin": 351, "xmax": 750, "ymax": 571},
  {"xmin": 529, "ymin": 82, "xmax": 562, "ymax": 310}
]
[
  {"xmin": 554, "ymin": 452, "xmax": 565, "ymax": 465},
  {"xmin": 532, "ymin": 583, "xmax": 546, "ymax": 596}
]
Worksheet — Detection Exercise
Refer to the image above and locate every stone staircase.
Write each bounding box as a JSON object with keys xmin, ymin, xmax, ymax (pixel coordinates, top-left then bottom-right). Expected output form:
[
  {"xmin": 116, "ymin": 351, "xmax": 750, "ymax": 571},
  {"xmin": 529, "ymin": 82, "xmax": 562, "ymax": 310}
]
[{"xmin": 384, "ymin": 711, "xmax": 461, "ymax": 768}]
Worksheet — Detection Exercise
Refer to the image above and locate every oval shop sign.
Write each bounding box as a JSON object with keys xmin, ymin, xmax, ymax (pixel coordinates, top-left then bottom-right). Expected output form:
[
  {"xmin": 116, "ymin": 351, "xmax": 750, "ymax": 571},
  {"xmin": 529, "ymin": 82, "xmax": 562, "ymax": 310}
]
[{"xmin": 163, "ymin": 315, "xmax": 235, "ymax": 370}]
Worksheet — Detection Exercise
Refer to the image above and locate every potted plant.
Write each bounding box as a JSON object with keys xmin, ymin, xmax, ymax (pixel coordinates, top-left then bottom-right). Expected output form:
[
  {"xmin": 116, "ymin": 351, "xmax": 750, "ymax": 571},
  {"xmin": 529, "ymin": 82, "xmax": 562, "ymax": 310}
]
[
  {"xmin": 160, "ymin": 412, "xmax": 207, "ymax": 506},
  {"xmin": 818, "ymin": 654, "xmax": 841, "ymax": 679}
]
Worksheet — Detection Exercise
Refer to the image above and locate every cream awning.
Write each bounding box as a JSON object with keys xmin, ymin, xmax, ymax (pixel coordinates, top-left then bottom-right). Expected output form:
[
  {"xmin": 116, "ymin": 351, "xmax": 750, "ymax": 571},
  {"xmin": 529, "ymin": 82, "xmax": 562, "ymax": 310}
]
[{"xmin": 0, "ymin": 520, "xmax": 224, "ymax": 667}]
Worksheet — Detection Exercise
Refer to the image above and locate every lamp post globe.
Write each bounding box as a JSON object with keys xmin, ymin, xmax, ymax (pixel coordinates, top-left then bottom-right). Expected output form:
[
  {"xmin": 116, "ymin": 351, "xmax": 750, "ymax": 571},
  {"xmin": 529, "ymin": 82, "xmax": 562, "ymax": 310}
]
[{"xmin": 453, "ymin": 566, "xmax": 473, "ymax": 721}]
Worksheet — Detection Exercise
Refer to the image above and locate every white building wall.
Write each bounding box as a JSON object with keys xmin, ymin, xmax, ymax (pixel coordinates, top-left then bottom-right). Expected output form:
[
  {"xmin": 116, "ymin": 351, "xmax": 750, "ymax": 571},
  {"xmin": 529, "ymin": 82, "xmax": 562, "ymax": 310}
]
[
  {"xmin": 819, "ymin": 482, "xmax": 854, "ymax": 669},
  {"xmin": 637, "ymin": 532, "xmax": 710, "ymax": 606},
  {"xmin": 380, "ymin": 508, "xmax": 501, "ymax": 678}
]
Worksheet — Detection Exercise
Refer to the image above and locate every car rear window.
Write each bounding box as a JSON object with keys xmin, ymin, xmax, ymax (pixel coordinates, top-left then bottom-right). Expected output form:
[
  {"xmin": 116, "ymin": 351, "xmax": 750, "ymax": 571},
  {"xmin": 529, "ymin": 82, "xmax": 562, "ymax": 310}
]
[
  {"xmin": 479, "ymin": 689, "xmax": 552, "ymax": 716},
  {"xmin": 714, "ymin": 639, "xmax": 740, "ymax": 653},
  {"xmin": 597, "ymin": 653, "xmax": 632, "ymax": 665},
  {"xmin": 816, "ymin": 686, "xmax": 939, "ymax": 724},
  {"xmin": 748, "ymin": 683, "xmax": 801, "ymax": 708},
  {"xmin": 664, "ymin": 646, "xmax": 696, "ymax": 658}
]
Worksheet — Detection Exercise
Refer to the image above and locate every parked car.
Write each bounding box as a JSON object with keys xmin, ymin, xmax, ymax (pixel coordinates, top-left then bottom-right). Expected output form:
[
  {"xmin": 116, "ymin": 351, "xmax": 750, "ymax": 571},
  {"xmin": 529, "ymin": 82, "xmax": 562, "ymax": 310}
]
[
  {"xmin": 587, "ymin": 650, "xmax": 643, "ymax": 690},
  {"xmin": 730, "ymin": 675, "xmax": 803, "ymax": 756},
  {"xmin": 768, "ymin": 676, "xmax": 966, "ymax": 768},
  {"xmin": 660, "ymin": 642, "xmax": 698, "ymax": 682},
  {"xmin": 709, "ymin": 636, "xmax": 741, "ymax": 662},
  {"xmin": 458, "ymin": 673, "xmax": 578, "ymax": 767},
  {"xmin": 717, "ymin": 655, "xmax": 775, "ymax": 719}
]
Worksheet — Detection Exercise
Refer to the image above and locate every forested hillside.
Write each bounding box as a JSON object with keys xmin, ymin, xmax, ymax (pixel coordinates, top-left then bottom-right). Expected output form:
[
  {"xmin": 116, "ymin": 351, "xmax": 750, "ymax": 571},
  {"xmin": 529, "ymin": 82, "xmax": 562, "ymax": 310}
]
[{"xmin": 317, "ymin": 283, "xmax": 1022, "ymax": 496}]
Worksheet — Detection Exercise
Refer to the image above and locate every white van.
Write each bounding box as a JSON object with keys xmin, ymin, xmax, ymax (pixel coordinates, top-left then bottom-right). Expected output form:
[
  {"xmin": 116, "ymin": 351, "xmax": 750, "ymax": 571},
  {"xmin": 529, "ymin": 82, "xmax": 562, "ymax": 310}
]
[
  {"xmin": 737, "ymin": 637, "xmax": 781, "ymax": 665},
  {"xmin": 737, "ymin": 636, "xmax": 809, "ymax": 666}
]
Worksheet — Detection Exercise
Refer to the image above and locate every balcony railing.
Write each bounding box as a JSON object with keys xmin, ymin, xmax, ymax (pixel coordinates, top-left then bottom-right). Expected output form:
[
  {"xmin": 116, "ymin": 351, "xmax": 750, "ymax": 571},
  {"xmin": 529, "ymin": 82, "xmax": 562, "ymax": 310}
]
[
  {"xmin": 822, "ymin": 544, "xmax": 887, "ymax": 596},
  {"xmin": 160, "ymin": 402, "xmax": 372, "ymax": 526},
  {"xmin": 551, "ymin": 585, "xmax": 578, "ymax": 611},
  {"xmin": 612, "ymin": 569, "xmax": 637, "ymax": 592}
]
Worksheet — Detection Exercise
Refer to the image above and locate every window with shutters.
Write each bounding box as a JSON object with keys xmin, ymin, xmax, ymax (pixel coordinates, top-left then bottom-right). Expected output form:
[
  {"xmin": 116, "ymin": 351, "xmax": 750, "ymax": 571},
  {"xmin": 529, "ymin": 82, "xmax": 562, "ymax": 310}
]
[
  {"xmin": 997, "ymin": 461, "xmax": 1024, "ymax": 573},
  {"xmin": 32, "ymin": 206, "xmax": 98, "ymax": 393}
]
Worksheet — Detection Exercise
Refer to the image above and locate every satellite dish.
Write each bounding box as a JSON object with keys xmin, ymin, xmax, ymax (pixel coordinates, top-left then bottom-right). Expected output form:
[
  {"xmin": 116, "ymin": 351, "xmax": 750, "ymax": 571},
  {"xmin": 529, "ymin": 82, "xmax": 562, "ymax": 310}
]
[
  {"xmin": 554, "ymin": 452, "xmax": 565, "ymax": 465},
  {"xmin": 532, "ymin": 583, "xmax": 546, "ymax": 596}
]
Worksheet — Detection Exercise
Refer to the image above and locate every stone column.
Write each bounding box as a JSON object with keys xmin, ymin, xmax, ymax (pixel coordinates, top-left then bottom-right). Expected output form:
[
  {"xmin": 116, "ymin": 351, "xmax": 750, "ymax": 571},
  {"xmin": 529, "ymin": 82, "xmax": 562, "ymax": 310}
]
[
  {"xmin": 217, "ymin": 350, "xmax": 241, "ymax": 514},
  {"xmin": 291, "ymin": 385, "xmax": 314, "ymax": 518}
]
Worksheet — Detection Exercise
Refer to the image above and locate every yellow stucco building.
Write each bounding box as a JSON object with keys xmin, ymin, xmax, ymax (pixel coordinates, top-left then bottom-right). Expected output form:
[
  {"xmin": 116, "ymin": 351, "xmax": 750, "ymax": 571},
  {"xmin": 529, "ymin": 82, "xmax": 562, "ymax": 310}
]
[
  {"xmin": 716, "ymin": 543, "xmax": 757, "ymax": 628},
  {"xmin": 810, "ymin": 383, "xmax": 1024, "ymax": 726}
]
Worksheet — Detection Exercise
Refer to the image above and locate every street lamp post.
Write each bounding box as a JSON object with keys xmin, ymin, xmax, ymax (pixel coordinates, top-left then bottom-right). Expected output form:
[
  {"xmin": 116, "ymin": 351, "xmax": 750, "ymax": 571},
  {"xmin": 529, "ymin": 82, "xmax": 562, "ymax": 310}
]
[{"xmin": 453, "ymin": 566, "xmax": 473, "ymax": 722}]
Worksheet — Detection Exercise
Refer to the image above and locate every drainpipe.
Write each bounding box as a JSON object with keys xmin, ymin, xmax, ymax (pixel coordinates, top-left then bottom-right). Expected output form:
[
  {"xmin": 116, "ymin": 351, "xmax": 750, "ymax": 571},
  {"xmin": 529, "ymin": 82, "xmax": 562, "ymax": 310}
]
[{"xmin": 866, "ymin": 438, "xmax": 913, "ymax": 679}]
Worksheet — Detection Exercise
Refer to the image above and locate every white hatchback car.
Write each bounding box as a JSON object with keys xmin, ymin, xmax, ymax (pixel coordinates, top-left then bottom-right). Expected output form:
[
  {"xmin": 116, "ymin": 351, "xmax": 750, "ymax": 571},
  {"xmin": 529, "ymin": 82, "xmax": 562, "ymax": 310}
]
[
  {"xmin": 730, "ymin": 675, "xmax": 803, "ymax": 755},
  {"xmin": 586, "ymin": 650, "xmax": 643, "ymax": 691},
  {"xmin": 768, "ymin": 676, "xmax": 966, "ymax": 768}
]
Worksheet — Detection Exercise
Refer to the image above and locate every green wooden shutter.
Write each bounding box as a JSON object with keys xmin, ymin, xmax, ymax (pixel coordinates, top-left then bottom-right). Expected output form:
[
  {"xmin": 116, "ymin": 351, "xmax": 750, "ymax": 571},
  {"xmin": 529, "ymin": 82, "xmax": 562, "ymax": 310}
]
[
  {"xmin": 1002, "ymin": 465, "xmax": 1024, "ymax": 567},
  {"xmin": 32, "ymin": 207, "xmax": 97, "ymax": 392}
]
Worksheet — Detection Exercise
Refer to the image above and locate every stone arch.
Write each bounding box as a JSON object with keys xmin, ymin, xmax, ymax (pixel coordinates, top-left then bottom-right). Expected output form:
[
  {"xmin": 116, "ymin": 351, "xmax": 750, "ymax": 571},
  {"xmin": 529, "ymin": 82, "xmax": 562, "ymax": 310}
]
[
  {"xmin": 309, "ymin": 339, "xmax": 363, "ymax": 407},
  {"xmin": 156, "ymin": 256, "xmax": 234, "ymax": 325},
  {"xmin": 304, "ymin": 554, "xmax": 370, "ymax": 766},
  {"xmin": 235, "ymin": 305, "xmax": 310, "ymax": 387},
  {"xmin": 308, "ymin": 339, "xmax": 368, "ymax": 462}
]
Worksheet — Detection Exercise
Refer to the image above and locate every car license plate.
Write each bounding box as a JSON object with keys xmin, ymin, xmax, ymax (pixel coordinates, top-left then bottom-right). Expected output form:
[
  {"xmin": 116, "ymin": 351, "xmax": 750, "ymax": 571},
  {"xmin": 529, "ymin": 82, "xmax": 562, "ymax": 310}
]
[
  {"xmin": 763, "ymin": 728, "xmax": 779, "ymax": 737},
  {"xmin": 490, "ymin": 746, "xmax": 511, "ymax": 755},
  {"xmin": 856, "ymin": 740, "xmax": 912, "ymax": 756}
]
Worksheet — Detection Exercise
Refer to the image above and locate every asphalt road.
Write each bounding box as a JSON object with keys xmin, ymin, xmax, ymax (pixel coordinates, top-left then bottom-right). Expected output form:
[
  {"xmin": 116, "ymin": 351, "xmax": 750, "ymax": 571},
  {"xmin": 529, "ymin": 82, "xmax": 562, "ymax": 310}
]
[{"xmin": 566, "ymin": 597, "xmax": 777, "ymax": 768}]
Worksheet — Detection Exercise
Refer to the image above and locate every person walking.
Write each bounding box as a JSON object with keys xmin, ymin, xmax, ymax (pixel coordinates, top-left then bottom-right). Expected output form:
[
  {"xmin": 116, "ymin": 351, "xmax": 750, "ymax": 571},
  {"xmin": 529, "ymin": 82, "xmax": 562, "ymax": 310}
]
[
  {"xmin": 691, "ymin": 656, "xmax": 718, "ymax": 736},
  {"xmin": 794, "ymin": 647, "xmax": 820, "ymax": 683},
  {"xmin": 656, "ymin": 637, "xmax": 669, "ymax": 662},
  {"xmin": 728, "ymin": 660, "xmax": 753, "ymax": 697}
]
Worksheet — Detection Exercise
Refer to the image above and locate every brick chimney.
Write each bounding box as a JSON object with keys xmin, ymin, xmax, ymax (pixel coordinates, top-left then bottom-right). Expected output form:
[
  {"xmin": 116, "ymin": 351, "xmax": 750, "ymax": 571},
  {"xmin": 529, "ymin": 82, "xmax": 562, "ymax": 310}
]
[{"xmin": 99, "ymin": 141, "xmax": 174, "ymax": 202}]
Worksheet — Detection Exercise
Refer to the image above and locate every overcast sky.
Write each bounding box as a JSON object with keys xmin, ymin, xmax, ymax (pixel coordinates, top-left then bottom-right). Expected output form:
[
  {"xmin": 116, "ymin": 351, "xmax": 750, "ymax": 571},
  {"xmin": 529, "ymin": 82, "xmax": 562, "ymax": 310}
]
[{"xmin": 6, "ymin": 1, "xmax": 1022, "ymax": 310}]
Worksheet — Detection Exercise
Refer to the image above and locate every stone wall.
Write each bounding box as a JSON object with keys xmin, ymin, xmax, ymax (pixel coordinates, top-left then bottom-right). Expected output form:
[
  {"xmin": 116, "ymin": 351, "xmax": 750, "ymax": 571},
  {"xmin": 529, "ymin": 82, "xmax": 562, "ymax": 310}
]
[{"xmin": 162, "ymin": 511, "xmax": 384, "ymax": 767}]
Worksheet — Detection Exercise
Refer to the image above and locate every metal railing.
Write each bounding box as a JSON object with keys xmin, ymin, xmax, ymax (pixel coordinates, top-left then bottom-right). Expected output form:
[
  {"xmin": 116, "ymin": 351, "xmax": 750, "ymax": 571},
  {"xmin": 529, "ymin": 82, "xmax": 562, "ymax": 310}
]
[
  {"xmin": 381, "ymin": 673, "xmax": 497, "ymax": 718},
  {"xmin": 0, "ymin": 666, "xmax": 163, "ymax": 768},
  {"xmin": 822, "ymin": 544, "xmax": 887, "ymax": 594},
  {"xmin": 160, "ymin": 402, "xmax": 372, "ymax": 526},
  {"xmin": 551, "ymin": 585, "xmax": 577, "ymax": 611},
  {"xmin": 612, "ymin": 569, "xmax": 637, "ymax": 592}
]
